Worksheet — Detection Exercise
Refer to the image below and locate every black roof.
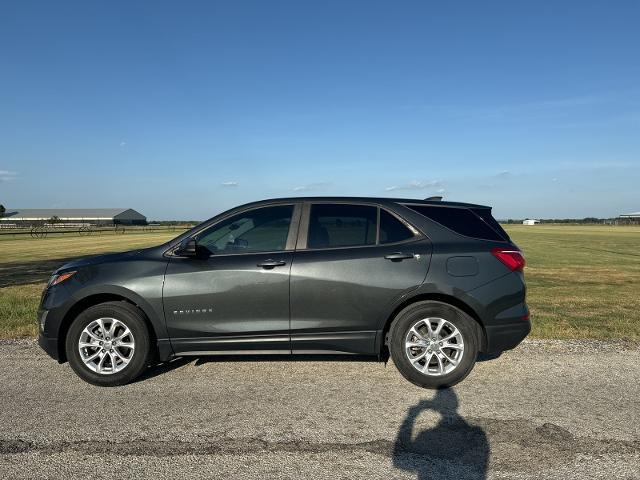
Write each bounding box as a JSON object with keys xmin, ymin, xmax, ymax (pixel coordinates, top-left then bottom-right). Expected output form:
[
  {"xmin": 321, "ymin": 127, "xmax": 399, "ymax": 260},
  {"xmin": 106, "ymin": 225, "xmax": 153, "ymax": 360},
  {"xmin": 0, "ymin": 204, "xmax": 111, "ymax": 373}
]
[{"xmin": 237, "ymin": 196, "xmax": 491, "ymax": 209}]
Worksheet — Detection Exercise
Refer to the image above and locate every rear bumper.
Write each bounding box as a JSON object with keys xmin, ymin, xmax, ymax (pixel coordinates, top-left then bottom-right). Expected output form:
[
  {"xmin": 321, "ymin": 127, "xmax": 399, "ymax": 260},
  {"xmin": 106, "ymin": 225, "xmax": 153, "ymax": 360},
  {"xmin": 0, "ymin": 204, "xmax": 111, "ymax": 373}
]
[
  {"xmin": 483, "ymin": 300, "xmax": 531, "ymax": 352},
  {"xmin": 464, "ymin": 271, "xmax": 531, "ymax": 353},
  {"xmin": 485, "ymin": 319, "xmax": 531, "ymax": 353}
]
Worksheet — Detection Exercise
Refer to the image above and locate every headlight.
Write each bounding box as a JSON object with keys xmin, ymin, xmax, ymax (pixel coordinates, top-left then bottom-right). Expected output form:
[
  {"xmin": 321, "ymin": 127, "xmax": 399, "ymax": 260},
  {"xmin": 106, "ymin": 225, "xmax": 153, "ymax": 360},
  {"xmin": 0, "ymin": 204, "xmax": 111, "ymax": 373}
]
[{"xmin": 48, "ymin": 271, "xmax": 76, "ymax": 287}]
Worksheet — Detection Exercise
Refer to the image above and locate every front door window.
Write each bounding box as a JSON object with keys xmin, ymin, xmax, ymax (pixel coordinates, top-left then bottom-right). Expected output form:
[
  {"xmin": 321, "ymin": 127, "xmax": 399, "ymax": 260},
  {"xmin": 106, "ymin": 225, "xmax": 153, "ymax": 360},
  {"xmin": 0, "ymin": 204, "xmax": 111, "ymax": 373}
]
[{"xmin": 196, "ymin": 205, "xmax": 294, "ymax": 255}]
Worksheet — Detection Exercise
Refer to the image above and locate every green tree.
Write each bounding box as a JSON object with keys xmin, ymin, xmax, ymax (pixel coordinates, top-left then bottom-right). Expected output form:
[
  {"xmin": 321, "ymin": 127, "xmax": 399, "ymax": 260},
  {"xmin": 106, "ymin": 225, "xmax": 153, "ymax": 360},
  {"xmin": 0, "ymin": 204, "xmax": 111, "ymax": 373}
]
[{"xmin": 0, "ymin": 204, "xmax": 5, "ymax": 218}]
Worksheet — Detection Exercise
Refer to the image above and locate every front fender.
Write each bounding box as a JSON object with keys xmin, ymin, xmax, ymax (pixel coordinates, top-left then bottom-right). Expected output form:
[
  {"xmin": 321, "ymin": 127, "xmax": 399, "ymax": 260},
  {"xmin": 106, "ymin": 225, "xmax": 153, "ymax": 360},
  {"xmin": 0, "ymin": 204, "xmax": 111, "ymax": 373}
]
[{"xmin": 67, "ymin": 284, "xmax": 169, "ymax": 339}]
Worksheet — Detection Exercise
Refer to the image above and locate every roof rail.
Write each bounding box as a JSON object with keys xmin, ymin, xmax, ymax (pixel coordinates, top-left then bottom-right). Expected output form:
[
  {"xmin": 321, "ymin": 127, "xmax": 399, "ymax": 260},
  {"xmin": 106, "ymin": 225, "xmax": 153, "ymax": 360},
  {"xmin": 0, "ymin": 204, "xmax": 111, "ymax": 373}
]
[{"xmin": 424, "ymin": 196, "xmax": 443, "ymax": 201}]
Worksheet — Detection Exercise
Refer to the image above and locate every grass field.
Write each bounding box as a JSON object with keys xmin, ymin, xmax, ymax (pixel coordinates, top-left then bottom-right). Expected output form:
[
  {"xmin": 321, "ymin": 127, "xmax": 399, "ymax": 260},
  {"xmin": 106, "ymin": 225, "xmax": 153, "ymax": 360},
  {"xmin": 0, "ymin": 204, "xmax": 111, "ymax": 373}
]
[
  {"xmin": 506, "ymin": 225, "xmax": 640, "ymax": 341},
  {"xmin": 0, "ymin": 225, "xmax": 638, "ymax": 341}
]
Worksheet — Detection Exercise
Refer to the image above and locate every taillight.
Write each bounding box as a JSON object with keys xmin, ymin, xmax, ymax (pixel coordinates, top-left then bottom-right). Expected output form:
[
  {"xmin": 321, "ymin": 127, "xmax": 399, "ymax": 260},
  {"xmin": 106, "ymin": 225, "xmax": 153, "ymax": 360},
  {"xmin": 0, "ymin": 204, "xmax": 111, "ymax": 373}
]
[{"xmin": 491, "ymin": 248, "xmax": 525, "ymax": 271}]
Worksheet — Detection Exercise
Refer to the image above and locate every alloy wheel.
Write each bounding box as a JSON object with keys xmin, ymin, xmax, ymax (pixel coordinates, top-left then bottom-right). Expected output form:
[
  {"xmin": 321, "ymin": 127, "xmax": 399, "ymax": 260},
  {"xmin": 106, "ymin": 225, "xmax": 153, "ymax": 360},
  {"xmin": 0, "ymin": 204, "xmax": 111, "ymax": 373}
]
[
  {"xmin": 78, "ymin": 318, "xmax": 135, "ymax": 375},
  {"xmin": 404, "ymin": 317, "xmax": 464, "ymax": 376}
]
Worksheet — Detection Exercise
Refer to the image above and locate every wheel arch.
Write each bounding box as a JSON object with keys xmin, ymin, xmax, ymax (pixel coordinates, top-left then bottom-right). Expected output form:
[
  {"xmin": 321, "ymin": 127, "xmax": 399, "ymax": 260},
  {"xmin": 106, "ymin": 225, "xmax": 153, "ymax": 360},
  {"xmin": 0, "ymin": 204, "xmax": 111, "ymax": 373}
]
[
  {"xmin": 380, "ymin": 293, "xmax": 487, "ymax": 360},
  {"xmin": 56, "ymin": 293, "xmax": 158, "ymax": 363}
]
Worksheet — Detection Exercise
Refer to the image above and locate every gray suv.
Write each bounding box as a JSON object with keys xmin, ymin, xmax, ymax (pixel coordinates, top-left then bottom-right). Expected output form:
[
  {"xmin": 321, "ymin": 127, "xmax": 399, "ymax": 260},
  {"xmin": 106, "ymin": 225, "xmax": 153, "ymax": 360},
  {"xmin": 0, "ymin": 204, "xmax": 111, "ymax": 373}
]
[{"xmin": 38, "ymin": 197, "xmax": 530, "ymax": 388}]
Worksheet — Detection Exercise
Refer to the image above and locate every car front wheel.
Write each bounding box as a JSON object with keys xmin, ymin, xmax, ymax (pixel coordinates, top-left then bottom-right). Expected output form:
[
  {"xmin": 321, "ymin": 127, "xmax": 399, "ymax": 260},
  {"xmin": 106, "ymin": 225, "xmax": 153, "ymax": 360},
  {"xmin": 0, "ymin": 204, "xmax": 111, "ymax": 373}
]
[{"xmin": 65, "ymin": 301, "xmax": 151, "ymax": 386}]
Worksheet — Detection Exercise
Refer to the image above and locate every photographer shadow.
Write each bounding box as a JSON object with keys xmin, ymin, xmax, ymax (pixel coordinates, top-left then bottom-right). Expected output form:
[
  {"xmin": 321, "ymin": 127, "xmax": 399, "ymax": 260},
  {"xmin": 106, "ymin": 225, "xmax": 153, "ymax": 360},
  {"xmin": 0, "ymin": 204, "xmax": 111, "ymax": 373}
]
[{"xmin": 393, "ymin": 389, "xmax": 489, "ymax": 480}]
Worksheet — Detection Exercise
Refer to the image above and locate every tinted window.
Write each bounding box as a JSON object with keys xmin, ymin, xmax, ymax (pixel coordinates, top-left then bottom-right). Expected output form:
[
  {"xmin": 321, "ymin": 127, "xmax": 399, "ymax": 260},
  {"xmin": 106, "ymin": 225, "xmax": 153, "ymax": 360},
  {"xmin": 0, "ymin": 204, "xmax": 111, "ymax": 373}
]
[
  {"xmin": 405, "ymin": 205, "xmax": 505, "ymax": 241},
  {"xmin": 308, "ymin": 204, "xmax": 377, "ymax": 248},
  {"xmin": 379, "ymin": 209, "xmax": 415, "ymax": 244},
  {"xmin": 197, "ymin": 205, "xmax": 294, "ymax": 253},
  {"xmin": 472, "ymin": 208, "xmax": 510, "ymax": 241}
]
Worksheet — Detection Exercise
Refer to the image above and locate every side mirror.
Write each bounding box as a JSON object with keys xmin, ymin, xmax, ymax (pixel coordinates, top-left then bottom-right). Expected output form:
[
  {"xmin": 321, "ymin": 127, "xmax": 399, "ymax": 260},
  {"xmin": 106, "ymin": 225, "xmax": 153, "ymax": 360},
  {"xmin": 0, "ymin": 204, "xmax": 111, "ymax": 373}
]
[{"xmin": 175, "ymin": 238, "xmax": 198, "ymax": 257}]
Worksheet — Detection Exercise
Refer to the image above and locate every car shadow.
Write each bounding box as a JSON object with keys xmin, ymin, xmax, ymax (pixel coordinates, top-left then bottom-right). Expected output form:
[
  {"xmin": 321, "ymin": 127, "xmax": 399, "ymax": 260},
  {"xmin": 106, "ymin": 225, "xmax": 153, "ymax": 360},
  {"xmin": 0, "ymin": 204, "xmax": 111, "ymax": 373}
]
[
  {"xmin": 0, "ymin": 256, "xmax": 95, "ymax": 287},
  {"xmin": 133, "ymin": 356, "xmax": 195, "ymax": 383},
  {"xmin": 192, "ymin": 353, "xmax": 376, "ymax": 366},
  {"xmin": 393, "ymin": 389, "xmax": 489, "ymax": 480},
  {"xmin": 193, "ymin": 352, "xmax": 500, "ymax": 366},
  {"xmin": 136, "ymin": 352, "xmax": 501, "ymax": 383},
  {"xmin": 131, "ymin": 354, "xmax": 375, "ymax": 384}
]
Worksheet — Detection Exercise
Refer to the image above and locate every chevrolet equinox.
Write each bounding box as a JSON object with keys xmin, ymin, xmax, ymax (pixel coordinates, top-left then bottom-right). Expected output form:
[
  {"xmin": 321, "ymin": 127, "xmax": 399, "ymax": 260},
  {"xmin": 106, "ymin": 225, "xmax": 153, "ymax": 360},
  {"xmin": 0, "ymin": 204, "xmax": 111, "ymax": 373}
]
[{"xmin": 38, "ymin": 197, "xmax": 530, "ymax": 388}]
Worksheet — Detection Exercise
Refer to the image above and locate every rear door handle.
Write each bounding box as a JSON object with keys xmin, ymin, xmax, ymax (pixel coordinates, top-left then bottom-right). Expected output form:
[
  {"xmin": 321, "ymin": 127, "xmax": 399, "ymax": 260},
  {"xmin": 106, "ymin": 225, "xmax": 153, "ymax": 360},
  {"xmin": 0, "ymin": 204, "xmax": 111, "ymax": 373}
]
[
  {"xmin": 257, "ymin": 259, "xmax": 287, "ymax": 269},
  {"xmin": 384, "ymin": 252, "xmax": 415, "ymax": 261}
]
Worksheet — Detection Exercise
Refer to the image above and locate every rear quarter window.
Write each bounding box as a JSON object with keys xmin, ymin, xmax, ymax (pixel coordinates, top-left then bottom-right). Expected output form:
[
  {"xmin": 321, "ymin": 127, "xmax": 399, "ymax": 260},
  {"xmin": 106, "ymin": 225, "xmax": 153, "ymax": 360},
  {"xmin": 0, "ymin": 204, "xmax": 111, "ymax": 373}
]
[
  {"xmin": 379, "ymin": 209, "xmax": 415, "ymax": 244},
  {"xmin": 404, "ymin": 205, "xmax": 507, "ymax": 241},
  {"xmin": 472, "ymin": 208, "xmax": 510, "ymax": 241}
]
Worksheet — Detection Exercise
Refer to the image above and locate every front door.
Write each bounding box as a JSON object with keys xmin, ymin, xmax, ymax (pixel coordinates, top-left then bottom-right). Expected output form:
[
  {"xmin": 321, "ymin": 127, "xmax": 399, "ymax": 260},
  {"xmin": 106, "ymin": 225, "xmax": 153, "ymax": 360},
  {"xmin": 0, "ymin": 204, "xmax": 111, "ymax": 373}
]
[{"xmin": 163, "ymin": 204, "xmax": 300, "ymax": 354}]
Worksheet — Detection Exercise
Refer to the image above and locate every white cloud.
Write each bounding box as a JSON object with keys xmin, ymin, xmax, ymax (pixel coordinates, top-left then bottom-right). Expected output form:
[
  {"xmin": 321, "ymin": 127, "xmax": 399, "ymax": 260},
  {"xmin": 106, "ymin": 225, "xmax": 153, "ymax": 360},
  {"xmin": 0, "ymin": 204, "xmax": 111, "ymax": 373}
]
[
  {"xmin": 494, "ymin": 170, "xmax": 511, "ymax": 179},
  {"xmin": 385, "ymin": 180, "xmax": 443, "ymax": 192},
  {"xmin": 0, "ymin": 170, "xmax": 18, "ymax": 182},
  {"xmin": 292, "ymin": 182, "xmax": 331, "ymax": 192},
  {"xmin": 119, "ymin": 141, "xmax": 127, "ymax": 147},
  {"xmin": 221, "ymin": 181, "xmax": 239, "ymax": 187}
]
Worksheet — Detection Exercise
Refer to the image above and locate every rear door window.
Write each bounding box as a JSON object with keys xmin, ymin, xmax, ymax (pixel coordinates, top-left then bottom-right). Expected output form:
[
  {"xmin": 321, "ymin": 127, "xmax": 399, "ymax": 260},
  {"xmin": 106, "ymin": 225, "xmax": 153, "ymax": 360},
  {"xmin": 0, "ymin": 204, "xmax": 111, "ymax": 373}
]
[{"xmin": 307, "ymin": 204, "xmax": 377, "ymax": 248}]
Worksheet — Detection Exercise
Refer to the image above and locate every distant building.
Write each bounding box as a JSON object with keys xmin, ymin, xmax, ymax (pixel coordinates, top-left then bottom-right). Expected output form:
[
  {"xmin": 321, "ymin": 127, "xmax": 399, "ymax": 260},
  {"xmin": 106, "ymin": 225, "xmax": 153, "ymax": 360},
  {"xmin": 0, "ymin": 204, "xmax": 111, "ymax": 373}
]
[
  {"xmin": 0, "ymin": 208, "xmax": 147, "ymax": 226},
  {"xmin": 619, "ymin": 212, "xmax": 640, "ymax": 225},
  {"xmin": 522, "ymin": 219, "xmax": 540, "ymax": 225}
]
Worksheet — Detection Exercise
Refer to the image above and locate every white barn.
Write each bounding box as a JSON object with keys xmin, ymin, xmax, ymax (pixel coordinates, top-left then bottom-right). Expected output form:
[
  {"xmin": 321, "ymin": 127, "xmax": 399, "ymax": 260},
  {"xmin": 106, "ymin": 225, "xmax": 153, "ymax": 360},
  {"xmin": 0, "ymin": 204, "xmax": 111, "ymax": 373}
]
[
  {"xmin": 522, "ymin": 219, "xmax": 540, "ymax": 225},
  {"xmin": 0, "ymin": 208, "xmax": 147, "ymax": 226},
  {"xmin": 619, "ymin": 212, "xmax": 640, "ymax": 224}
]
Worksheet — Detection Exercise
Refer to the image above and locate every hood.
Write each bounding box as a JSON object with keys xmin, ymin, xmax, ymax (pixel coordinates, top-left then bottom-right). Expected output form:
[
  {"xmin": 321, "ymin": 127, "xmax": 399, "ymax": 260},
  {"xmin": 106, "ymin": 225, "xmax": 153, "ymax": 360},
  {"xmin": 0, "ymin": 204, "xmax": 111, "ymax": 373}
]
[{"xmin": 55, "ymin": 249, "xmax": 145, "ymax": 273}]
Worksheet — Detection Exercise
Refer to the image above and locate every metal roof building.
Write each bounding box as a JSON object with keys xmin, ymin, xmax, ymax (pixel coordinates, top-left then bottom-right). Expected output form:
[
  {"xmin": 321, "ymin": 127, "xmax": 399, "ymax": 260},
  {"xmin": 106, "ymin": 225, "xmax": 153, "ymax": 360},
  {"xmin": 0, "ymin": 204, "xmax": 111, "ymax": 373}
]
[
  {"xmin": 0, "ymin": 208, "xmax": 146, "ymax": 226},
  {"xmin": 619, "ymin": 212, "xmax": 640, "ymax": 225}
]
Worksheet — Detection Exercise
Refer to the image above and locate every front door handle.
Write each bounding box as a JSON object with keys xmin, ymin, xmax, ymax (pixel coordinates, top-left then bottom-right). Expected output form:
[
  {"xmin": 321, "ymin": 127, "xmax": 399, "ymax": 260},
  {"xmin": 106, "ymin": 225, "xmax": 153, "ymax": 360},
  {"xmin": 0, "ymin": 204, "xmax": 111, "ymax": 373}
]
[
  {"xmin": 384, "ymin": 252, "xmax": 415, "ymax": 261},
  {"xmin": 257, "ymin": 259, "xmax": 287, "ymax": 269}
]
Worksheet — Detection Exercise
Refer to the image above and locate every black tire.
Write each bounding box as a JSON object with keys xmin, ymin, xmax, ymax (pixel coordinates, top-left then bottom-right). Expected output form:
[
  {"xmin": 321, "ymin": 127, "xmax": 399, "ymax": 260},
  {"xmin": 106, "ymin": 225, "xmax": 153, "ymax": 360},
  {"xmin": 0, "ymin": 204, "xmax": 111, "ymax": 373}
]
[
  {"xmin": 389, "ymin": 301, "xmax": 479, "ymax": 389},
  {"xmin": 65, "ymin": 301, "xmax": 151, "ymax": 386}
]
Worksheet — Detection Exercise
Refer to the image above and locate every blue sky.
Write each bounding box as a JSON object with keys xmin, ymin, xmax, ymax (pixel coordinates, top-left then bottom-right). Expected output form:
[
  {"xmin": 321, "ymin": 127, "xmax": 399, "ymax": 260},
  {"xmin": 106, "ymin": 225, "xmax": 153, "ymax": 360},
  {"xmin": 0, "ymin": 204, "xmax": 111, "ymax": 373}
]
[{"xmin": 1, "ymin": 1, "xmax": 638, "ymax": 220}]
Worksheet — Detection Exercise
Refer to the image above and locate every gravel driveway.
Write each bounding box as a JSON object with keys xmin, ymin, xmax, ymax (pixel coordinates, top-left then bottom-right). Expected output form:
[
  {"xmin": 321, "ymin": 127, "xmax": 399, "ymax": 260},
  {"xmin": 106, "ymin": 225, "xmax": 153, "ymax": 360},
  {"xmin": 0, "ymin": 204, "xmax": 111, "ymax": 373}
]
[{"xmin": 1, "ymin": 339, "xmax": 638, "ymax": 479}]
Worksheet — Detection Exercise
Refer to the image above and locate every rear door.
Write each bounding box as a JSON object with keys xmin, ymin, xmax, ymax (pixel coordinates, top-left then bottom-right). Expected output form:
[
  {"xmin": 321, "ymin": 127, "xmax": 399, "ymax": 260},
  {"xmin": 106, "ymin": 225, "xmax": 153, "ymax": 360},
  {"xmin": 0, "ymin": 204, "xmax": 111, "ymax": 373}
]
[{"xmin": 289, "ymin": 202, "xmax": 431, "ymax": 354}]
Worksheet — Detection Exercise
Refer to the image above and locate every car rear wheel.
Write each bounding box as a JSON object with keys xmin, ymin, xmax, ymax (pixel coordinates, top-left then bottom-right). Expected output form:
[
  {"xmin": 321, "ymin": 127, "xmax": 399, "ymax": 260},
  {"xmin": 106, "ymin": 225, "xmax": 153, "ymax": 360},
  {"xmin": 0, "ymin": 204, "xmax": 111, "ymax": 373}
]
[
  {"xmin": 389, "ymin": 301, "xmax": 479, "ymax": 389},
  {"xmin": 65, "ymin": 301, "xmax": 151, "ymax": 386}
]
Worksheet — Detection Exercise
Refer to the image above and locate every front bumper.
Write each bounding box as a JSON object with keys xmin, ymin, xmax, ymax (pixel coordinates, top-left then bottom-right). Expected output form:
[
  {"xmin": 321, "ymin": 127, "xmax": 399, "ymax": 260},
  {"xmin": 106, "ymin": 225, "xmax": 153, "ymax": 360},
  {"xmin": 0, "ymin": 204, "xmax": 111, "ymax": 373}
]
[
  {"xmin": 38, "ymin": 333, "xmax": 60, "ymax": 361},
  {"xmin": 37, "ymin": 285, "xmax": 73, "ymax": 363}
]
